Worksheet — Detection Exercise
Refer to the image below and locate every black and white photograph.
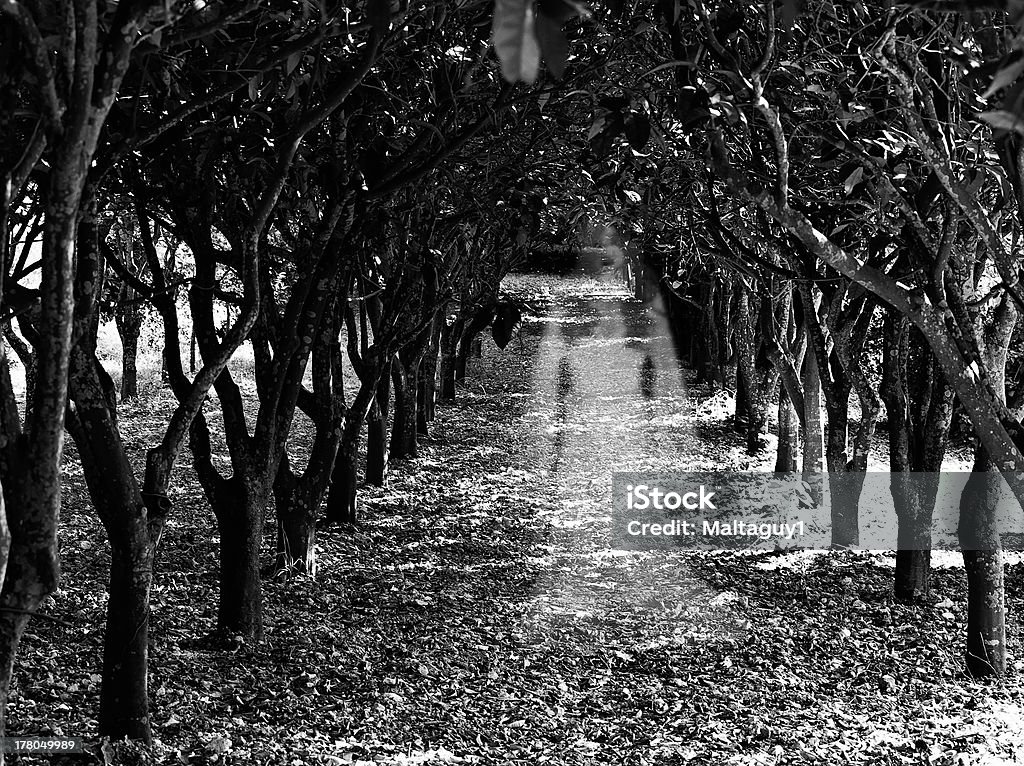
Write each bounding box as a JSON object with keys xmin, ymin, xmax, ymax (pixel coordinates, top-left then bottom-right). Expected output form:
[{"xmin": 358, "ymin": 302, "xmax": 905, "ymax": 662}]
[{"xmin": 2, "ymin": 0, "xmax": 1024, "ymax": 763}]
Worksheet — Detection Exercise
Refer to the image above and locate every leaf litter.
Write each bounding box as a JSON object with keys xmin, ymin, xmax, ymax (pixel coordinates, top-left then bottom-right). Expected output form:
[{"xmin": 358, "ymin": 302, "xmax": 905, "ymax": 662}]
[{"xmin": 11, "ymin": 273, "xmax": 1024, "ymax": 765}]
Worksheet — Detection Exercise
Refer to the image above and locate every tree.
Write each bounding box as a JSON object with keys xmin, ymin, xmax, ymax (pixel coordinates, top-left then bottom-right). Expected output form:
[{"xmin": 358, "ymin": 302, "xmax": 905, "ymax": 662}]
[
  {"xmin": 0, "ymin": 0, "xmax": 192, "ymax": 750},
  {"xmin": 689, "ymin": 0, "xmax": 1024, "ymax": 673}
]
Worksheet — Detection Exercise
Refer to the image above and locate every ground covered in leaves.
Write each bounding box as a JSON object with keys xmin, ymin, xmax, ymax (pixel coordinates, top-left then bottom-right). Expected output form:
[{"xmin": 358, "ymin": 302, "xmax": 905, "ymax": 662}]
[{"xmin": 12, "ymin": 271, "xmax": 1024, "ymax": 765}]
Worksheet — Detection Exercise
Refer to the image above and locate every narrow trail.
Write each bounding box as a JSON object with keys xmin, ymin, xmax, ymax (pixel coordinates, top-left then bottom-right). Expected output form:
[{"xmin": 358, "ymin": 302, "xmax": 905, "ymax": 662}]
[{"xmin": 487, "ymin": 273, "xmax": 739, "ymax": 636}]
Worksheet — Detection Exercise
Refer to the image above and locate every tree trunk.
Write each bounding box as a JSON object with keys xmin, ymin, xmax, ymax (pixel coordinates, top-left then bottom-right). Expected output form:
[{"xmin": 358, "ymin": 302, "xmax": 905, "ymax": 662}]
[
  {"xmin": 703, "ymin": 281, "xmax": 723, "ymax": 387},
  {"xmin": 390, "ymin": 358, "xmax": 419, "ymax": 461},
  {"xmin": 214, "ymin": 476, "xmax": 266, "ymax": 640},
  {"xmin": 745, "ymin": 292, "xmax": 782, "ymax": 454},
  {"xmin": 115, "ymin": 274, "xmax": 143, "ymax": 402},
  {"xmin": 801, "ymin": 348, "xmax": 824, "ymax": 505},
  {"xmin": 275, "ymin": 495, "xmax": 317, "ymax": 576},
  {"xmin": 0, "ymin": 205, "xmax": 80, "ymax": 759},
  {"xmin": 325, "ymin": 427, "xmax": 360, "ymax": 525},
  {"xmin": 678, "ymin": 284, "xmax": 708, "ymax": 377},
  {"xmin": 400, "ymin": 361, "xmax": 419, "ymax": 458},
  {"xmin": 956, "ymin": 290, "xmax": 1015, "ymax": 677},
  {"xmin": 883, "ymin": 313, "xmax": 934, "ymax": 602},
  {"xmin": 63, "ymin": 202, "xmax": 182, "ymax": 746},
  {"xmin": 734, "ymin": 359, "xmax": 750, "ymax": 434},
  {"xmin": 455, "ymin": 348, "xmax": 468, "ymax": 384},
  {"xmin": 824, "ymin": 395, "xmax": 856, "ymax": 548},
  {"xmin": 0, "ymin": 478, "xmax": 57, "ymax": 753},
  {"xmin": 960, "ymin": 454, "xmax": 1006, "ymax": 678},
  {"xmin": 416, "ymin": 371, "xmax": 430, "ymax": 437},
  {"xmin": 828, "ymin": 469, "xmax": 862, "ymax": 549},
  {"xmin": 120, "ymin": 322, "xmax": 141, "ymax": 401},
  {"xmin": 419, "ymin": 319, "xmax": 441, "ymax": 430},
  {"xmin": 271, "ymin": 297, "xmax": 350, "ymax": 575},
  {"xmin": 439, "ymin": 322, "xmax": 458, "ymax": 401},
  {"xmin": 274, "ymin": 458, "xmax": 318, "ymax": 575},
  {"xmin": 733, "ymin": 289, "xmax": 758, "ymax": 447},
  {"xmin": 365, "ymin": 373, "xmax": 392, "ymax": 487},
  {"xmin": 895, "ymin": 550, "xmax": 931, "ymax": 602},
  {"xmin": 631, "ymin": 252, "xmax": 646, "ymax": 301},
  {"xmin": 776, "ymin": 383, "xmax": 799, "ymax": 472},
  {"xmin": 891, "ymin": 461, "xmax": 935, "ymax": 603},
  {"xmin": 455, "ymin": 307, "xmax": 492, "ymax": 384},
  {"xmin": 963, "ymin": 547, "xmax": 1005, "ymax": 677},
  {"xmin": 418, "ymin": 355, "xmax": 436, "ymax": 436},
  {"xmin": 101, "ymin": 526, "xmax": 154, "ymax": 741}
]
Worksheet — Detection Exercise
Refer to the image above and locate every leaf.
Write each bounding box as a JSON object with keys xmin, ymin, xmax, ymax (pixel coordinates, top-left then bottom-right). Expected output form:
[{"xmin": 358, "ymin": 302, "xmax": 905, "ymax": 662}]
[
  {"xmin": 286, "ymin": 51, "xmax": 302, "ymax": 75},
  {"xmin": 492, "ymin": 0, "xmax": 541, "ymax": 84},
  {"xmin": 623, "ymin": 112, "xmax": 650, "ymax": 150},
  {"xmin": 587, "ymin": 113, "xmax": 609, "ymax": 140},
  {"xmin": 535, "ymin": 12, "xmax": 569, "ymax": 79},
  {"xmin": 205, "ymin": 736, "xmax": 232, "ymax": 754},
  {"xmin": 491, "ymin": 302, "xmax": 522, "ymax": 350},
  {"xmin": 982, "ymin": 58, "xmax": 1024, "ymax": 100},
  {"xmin": 843, "ymin": 166, "xmax": 864, "ymax": 195},
  {"xmin": 978, "ymin": 109, "xmax": 1024, "ymax": 135}
]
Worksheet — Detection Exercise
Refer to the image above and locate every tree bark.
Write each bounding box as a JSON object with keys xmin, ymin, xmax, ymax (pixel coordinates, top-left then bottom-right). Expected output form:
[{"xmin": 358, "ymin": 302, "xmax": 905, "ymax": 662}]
[
  {"xmin": 214, "ymin": 475, "xmax": 267, "ymax": 640},
  {"xmin": 801, "ymin": 336, "xmax": 824, "ymax": 506},
  {"xmin": 272, "ymin": 296, "xmax": 349, "ymax": 576},
  {"xmin": 325, "ymin": 427, "xmax": 360, "ymax": 524},
  {"xmin": 101, "ymin": 525, "xmax": 155, "ymax": 740},
  {"xmin": 735, "ymin": 288, "xmax": 758, "ymax": 449},
  {"xmin": 957, "ymin": 293, "xmax": 1016, "ymax": 677},
  {"xmin": 439, "ymin": 320, "xmax": 459, "ymax": 400},
  {"xmin": 963, "ymin": 547, "xmax": 1005, "ymax": 677},
  {"xmin": 455, "ymin": 304, "xmax": 493, "ymax": 384},
  {"xmin": 960, "ymin": 451, "xmax": 1006, "ymax": 677},
  {"xmin": 66, "ymin": 330, "xmax": 165, "ymax": 744},
  {"xmin": 365, "ymin": 372, "xmax": 392, "ymax": 487},
  {"xmin": 118, "ymin": 318, "xmax": 142, "ymax": 401},
  {"xmin": 880, "ymin": 313, "xmax": 942, "ymax": 606},
  {"xmin": 417, "ymin": 359, "xmax": 433, "ymax": 436},
  {"xmin": 703, "ymin": 281, "xmax": 724, "ymax": 387},
  {"xmin": 419, "ymin": 317, "xmax": 441, "ymax": 431},
  {"xmin": 829, "ymin": 295, "xmax": 879, "ymax": 550},
  {"xmin": 776, "ymin": 383, "xmax": 799, "ymax": 472},
  {"xmin": 885, "ymin": 318, "xmax": 933, "ymax": 601},
  {"xmin": 274, "ymin": 459, "xmax": 317, "ymax": 576},
  {"xmin": 390, "ymin": 356, "xmax": 419, "ymax": 461},
  {"xmin": 114, "ymin": 269, "xmax": 143, "ymax": 402},
  {"xmin": 734, "ymin": 357, "xmax": 750, "ymax": 434}
]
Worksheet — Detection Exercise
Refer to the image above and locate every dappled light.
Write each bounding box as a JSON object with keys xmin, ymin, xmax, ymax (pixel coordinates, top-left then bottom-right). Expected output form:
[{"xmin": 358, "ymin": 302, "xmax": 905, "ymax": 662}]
[{"xmin": 6, "ymin": 0, "xmax": 1024, "ymax": 763}]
